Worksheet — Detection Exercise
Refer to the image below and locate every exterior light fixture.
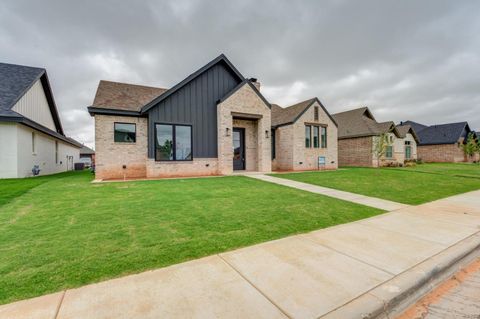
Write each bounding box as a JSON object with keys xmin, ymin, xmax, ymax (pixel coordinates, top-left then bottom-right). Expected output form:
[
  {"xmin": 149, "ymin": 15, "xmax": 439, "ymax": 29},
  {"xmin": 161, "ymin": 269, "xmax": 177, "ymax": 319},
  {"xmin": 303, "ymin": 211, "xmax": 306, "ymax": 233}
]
[
  {"xmin": 226, "ymin": 128, "xmax": 230, "ymax": 136},
  {"xmin": 265, "ymin": 130, "xmax": 269, "ymax": 138}
]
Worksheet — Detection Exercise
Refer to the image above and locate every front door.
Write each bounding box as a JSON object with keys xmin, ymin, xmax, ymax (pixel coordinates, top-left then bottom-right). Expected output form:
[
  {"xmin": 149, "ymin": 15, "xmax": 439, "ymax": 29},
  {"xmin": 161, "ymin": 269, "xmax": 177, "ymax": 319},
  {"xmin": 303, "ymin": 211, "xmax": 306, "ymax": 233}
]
[{"xmin": 233, "ymin": 128, "xmax": 245, "ymax": 170}]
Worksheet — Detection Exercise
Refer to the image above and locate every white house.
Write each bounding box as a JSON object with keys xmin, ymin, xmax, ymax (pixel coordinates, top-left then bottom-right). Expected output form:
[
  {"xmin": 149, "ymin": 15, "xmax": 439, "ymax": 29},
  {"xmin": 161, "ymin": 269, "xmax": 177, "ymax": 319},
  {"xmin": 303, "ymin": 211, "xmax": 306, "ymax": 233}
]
[{"xmin": 0, "ymin": 63, "xmax": 81, "ymax": 178}]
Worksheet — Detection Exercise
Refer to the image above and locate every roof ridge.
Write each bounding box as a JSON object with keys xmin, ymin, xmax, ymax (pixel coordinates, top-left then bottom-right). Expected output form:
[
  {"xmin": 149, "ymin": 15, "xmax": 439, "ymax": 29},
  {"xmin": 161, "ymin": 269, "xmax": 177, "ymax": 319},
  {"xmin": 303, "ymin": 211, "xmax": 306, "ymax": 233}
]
[
  {"xmin": 98, "ymin": 80, "xmax": 167, "ymax": 91},
  {"xmin": 332, "ymin": 106, "xmax": 368, "ymax": 116}
]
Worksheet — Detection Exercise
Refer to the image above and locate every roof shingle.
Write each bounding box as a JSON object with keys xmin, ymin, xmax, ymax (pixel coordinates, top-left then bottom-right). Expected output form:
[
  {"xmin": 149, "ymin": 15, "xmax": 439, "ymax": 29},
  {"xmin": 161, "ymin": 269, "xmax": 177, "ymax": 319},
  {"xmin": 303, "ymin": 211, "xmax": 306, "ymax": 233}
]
[
  {"xmin": 332, "ymin": 107, "xmax": 397, "ymax": 139},
  {"xmin": 92, "ymin": 80, "xmax": 167, "ymax": 112}
]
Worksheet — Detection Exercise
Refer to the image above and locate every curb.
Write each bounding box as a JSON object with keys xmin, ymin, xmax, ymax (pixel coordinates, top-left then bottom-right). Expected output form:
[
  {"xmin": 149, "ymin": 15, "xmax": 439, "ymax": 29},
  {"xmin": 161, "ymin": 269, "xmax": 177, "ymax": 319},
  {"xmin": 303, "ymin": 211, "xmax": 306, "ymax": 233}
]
[{"xmin": 321, "ymin": 231, "xmax": 480, "ymax": 319}]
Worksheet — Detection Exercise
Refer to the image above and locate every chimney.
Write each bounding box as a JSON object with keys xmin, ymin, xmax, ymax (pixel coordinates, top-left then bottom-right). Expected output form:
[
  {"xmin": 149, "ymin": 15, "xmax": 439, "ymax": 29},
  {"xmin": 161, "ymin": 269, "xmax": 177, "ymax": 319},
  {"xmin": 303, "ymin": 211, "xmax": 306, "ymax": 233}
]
[{"xmin": 249, "ymin": 77, "xmax": 260, "ymax": 91}]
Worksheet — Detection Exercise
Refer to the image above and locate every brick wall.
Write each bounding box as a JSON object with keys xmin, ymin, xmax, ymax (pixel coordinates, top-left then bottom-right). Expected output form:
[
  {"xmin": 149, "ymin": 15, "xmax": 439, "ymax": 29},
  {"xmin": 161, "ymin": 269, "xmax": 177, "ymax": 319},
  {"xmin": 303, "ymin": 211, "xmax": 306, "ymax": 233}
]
[
  {"xmin": 291, "ymin": 101, "xmax": 338, "ymax": 170},
  {"xmin": 273, "ymin": 124, "xmax": 294, "ymax": 171},
  {"xmin": 417, "ymin": 143, "xmax": 467, "ymax": 163},
  {"xmin": 217, "ymin": 83, "xmax": 271, "ymax": 175},
  {"xmin": 94, "ymin": 115, "xmax": 148, "ymax": 179},
  {"xmin": 146, "ymin": 158, "xmax": 218, "ymax": 178},
  {"xmin": 338, "ymin": 136, "xmax": 373, "ymax": 167}
]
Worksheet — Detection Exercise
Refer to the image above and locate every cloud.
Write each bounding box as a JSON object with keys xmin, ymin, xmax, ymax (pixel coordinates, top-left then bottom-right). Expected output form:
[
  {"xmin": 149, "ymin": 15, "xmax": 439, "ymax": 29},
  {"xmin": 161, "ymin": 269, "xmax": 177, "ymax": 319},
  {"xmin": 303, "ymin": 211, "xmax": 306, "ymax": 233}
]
[{"xmin": 1, "ymin": 0, "xmax": 479, "ymax": 149}]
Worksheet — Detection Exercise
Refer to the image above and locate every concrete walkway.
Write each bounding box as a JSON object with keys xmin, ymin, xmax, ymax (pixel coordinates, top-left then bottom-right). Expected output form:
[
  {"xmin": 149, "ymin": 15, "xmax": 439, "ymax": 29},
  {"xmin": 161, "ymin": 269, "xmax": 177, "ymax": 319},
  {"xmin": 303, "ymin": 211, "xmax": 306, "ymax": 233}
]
[
  {"xmin": 249, "ymin": 174, "xmax": 410, "ymax": 211},
  {"xmin": 1, "ymin": 191, "xmax": 480, "ymax": 319}
]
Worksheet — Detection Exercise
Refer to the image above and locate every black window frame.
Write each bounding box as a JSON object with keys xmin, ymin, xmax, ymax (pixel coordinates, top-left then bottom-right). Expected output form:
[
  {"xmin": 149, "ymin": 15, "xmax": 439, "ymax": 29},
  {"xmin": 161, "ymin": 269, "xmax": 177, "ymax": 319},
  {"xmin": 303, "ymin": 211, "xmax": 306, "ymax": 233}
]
[
  {"xmin": 114, "ymin": 122, "xmax": 137, "ymax": 143},
  {"xmin": 321, "ymin": 126, "xmax": 327, "ymax": 148},
  {"xmin": 154, "ymin": 122, "xmax": 193, "ymax": 162},
  {"xmin": 271, "ymin": 129, "xmax": 276, "ymax": 160},
  {"xmin": 305, "ymin": 125, "xmax": 312, "ymax": 148},
  {"xmin": 313, "ymin": 126, "xmax": 319, "ymax": 148}
]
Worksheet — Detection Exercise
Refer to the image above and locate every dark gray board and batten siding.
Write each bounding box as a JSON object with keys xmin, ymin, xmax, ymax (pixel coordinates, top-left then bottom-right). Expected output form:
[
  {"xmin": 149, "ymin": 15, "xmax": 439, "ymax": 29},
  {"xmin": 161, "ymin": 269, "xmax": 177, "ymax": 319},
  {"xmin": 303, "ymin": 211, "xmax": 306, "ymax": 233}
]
[{"xmin": 146, "ymin": 62, "xmax": 242, "ymax": 159}]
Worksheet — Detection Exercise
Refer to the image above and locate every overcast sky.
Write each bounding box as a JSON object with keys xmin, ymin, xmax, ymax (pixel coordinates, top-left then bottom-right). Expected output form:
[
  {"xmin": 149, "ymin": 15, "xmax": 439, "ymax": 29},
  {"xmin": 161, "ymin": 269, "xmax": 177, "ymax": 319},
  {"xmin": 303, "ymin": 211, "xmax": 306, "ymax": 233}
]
[{"xmin": 1, "ymin": 0, "xmax": 479, "ymax": 148}]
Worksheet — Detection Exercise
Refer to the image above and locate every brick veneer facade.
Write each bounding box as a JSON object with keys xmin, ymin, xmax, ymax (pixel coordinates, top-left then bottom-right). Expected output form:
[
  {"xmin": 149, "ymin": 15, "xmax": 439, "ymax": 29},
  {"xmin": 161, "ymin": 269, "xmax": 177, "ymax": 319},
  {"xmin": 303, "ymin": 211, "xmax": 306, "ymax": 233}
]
[
  {"xmin": 217, "ymin": 83, "xmax": 271, "ymax": 175},
  {"xmin": 417, "ymin": 143, "xmax": 467, "ymax": 163},
  {"xmin": 274, "ymin": 100, "xmax": 338, "ymax": 171},
  {"xmin": 95, "ymin": 115, "xmax": 148, "ymax": 179},
  {"xmin": 338, "ymin": 136, "xmax": 373, "ymax": 167}
]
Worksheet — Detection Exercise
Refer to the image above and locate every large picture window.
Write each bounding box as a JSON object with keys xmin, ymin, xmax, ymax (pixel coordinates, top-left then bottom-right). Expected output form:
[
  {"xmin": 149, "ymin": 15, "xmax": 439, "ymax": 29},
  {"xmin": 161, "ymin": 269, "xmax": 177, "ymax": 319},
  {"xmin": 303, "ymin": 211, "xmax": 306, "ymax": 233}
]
[
  {"xmin": 155, "ymin": 124, "xmax": 192, "ymax": 161},
  {"xmin": 114, "ymin": 123, "xmax": 136, "ymax": 143}
]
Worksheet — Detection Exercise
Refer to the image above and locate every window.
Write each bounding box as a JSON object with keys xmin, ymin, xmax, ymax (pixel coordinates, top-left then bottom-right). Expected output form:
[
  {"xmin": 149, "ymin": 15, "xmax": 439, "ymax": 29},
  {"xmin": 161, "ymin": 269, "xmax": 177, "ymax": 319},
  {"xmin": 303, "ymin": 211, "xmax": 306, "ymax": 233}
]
[
  {"xmin": 386, "ymin": 145, "xmax": 393, "ymax": 158},
  {"xmin": 114, "ymin": 123, "xmax": 136, "ymax": 143},
  {"xmin": 155, "ymin": 124, "xmax": 192, "ymax": 161},
  {"xmin": 271, "ymin": 129, "xmax": 276, "ymax": 160},
  {"xmin": 31, "ymin": 132, "xmax": 35, "ymax": 153},
  {"xmin": 314, "ymin": 106, "xmax": 319, "ymax": 121},
  {"xmin": 405, "ymin": 146, "xmax": 411, "ymax": 159},
  {"xmin": 405, "ymin": 141, "xmax": 411, "ymax": 145},
  {"xmin": 313, "ymin": 126, "xmax": 319, "ymax": 148},
  {"xmin": 55, "ymin": 141, "xmax": 58, "ymax": 164},
  {"xmin": 305, "ymin": 125, "xmax": 311, "ymax": 148},
  {"xmin": 321, "ymin": 126, "xmax": 327, "ymax": 148}
]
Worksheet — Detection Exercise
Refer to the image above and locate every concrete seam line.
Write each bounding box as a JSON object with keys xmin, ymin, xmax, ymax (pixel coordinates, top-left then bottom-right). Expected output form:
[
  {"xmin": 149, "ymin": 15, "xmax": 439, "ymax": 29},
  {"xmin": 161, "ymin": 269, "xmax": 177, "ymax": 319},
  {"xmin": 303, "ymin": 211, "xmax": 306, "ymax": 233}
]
[
  {"xmin": 53, "ymin": 290, "xmax": 66, "ymax": 319},
  {"xmin": 299, "ymin": 235, "xmax": 396, "ymax": 276},
  {"xmin": 216, "ymin": 254, "xmax": 292, "ymax": 319},
  {"xmin": 319, "ymin": 231, "xmax": 480, "ymax": 318}
]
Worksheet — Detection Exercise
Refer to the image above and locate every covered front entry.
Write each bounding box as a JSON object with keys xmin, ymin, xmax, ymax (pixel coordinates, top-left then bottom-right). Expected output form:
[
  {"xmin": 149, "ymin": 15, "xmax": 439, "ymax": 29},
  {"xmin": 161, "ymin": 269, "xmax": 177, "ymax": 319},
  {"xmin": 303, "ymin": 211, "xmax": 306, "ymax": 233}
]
[{"xmin": 233, "ymin": 128, "xmax": 245, "ymax": 170}]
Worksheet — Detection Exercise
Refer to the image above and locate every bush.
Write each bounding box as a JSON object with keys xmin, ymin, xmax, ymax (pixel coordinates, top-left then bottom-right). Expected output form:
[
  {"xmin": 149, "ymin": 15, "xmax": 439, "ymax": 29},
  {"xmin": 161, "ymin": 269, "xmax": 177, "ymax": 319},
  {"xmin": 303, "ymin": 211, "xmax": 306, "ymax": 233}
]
[{"xmin": 416, "ymin": 158, "xmax": 424, "ymax": 164}]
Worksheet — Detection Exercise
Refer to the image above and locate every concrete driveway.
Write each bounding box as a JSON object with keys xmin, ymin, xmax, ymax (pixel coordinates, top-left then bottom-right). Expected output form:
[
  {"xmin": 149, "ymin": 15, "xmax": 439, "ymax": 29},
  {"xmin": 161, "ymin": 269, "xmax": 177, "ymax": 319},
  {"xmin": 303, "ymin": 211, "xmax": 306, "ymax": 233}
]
[{"xmin": 1, "ymin": 190, "xmax": 480, "ymax": 319}]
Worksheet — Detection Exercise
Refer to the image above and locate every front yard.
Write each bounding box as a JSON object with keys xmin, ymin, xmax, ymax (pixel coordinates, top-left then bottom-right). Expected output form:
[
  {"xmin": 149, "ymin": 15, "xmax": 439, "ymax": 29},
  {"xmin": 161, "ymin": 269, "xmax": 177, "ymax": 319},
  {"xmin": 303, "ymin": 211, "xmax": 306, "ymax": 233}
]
[
  {"xmin": 0, "ymin": 171, "xmax": 382, "ymax": 305},
  {"xmin": 273, "ymin": 164, "xmax": 480, "ymax": 205}
]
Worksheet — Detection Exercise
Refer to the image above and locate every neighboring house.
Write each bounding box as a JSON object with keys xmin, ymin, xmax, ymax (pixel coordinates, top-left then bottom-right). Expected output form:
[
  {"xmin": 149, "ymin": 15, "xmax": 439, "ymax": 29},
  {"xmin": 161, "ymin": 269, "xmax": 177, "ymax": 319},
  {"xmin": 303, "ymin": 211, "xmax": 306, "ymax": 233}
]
[
  {"xmin": 79, "ymin": 145, "xmax": 95, "ymax": 167},
  {"xmin": 394, "ymin": 123, "xmax": 419, "ymax": 162},
  {"xmin": 402, "ymin": 120, "xmax": 478, "ymax": 162},
  {"xmin": 332, "ymin": 107, "xmax": 403, "ymax": 167},
  {"xmin": 88, "ymin": 54, "xmax": 272, "ymax": 179},
  {"xmin": 0, "ymin": 63, "xmax": 81, "ymax": 178},
  {"xmin": 271, "ymin": 98, "xmax": 338, "ymax": 171}
]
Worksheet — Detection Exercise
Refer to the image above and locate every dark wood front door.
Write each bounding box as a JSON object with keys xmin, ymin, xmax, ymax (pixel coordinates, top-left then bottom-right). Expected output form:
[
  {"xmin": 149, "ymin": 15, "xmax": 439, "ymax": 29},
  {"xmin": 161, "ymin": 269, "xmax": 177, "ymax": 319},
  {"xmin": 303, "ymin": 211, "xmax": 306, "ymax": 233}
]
[{"xmin": 233, "ymin": 128, "xmax": 245, "ymax": 170}]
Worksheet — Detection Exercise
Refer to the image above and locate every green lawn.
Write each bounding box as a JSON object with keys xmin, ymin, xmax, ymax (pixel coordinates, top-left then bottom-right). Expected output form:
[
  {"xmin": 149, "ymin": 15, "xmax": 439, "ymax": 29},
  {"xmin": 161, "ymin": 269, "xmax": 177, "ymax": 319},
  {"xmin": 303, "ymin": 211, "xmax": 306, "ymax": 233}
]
[
  {"xmin": 0, "ymin": 171, "xmax": 382, "ymax": 305},
  {"xmin": 401, "ymin": 162, "xmax": 480, "ymax": 179},
  {"xmin": 273, "ymin": 164, "xmax": 480, "ymax": 205}
]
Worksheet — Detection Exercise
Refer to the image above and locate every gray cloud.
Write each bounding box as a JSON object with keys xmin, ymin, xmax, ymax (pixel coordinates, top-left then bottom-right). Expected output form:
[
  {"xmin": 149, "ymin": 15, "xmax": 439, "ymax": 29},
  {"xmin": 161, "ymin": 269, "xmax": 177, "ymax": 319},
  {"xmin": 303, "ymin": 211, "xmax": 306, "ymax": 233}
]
[{"xmin": 1, "ymin": 0, "xmax": 479, "ymax": 148}]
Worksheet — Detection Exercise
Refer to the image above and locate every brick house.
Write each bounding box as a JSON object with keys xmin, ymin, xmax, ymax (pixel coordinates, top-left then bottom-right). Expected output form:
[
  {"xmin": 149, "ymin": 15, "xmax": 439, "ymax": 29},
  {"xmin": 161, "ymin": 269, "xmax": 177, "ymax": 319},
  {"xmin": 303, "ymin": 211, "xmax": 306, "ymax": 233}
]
[
  {"xmin": 332, "ymin": 107, "xmax": 407, "ymax": 167},
  {"xmin": 88, "ymin": 54, "xmax": 338, "ymax": 180},
  {"xmin": 271, "ymin": 98, "xmax": 338, "ymax": 171},
  {"xmin": 402, "ymin": 120, "xmax": 478, "ymax": 162},
  {"xmin": 394, "ymin": 123, "xmax": 419, "ymax": 163}
]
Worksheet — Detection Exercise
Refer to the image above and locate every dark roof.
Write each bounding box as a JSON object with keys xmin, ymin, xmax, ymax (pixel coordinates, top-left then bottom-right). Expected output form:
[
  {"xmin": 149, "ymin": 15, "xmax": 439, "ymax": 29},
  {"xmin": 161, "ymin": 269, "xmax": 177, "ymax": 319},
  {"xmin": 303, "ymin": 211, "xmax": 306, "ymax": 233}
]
[
  {"xmin": 141, "ymin": 54, "xmax": 245, "ymax": 113},
  {"xmin": 414, "ymin": 122, "xmax": 471, "ymax": 145},
  {"xmin": 91, "ymin": 80, "xmax": 167, "ymax": 112},
  {"xmin": 271, "ymin": 97, "xmax": 337, "ymax": 128},
  {"xmin": 332, "ymin": 107, "xmax": 399, "ymax": 139},
  {"xmin": 79, "ymin": 145, "xmax": 95, "ymax": 155},
  {"xmin": 0, "ymin": 63, "xmax": 82, "ymax": 147},
  {"xmin": 401, "ymin": 120, "xmax": 428, "ymax": 134},
  {"xmin": 395, "ymin": 123, "xmax": 420, "ymax": 143}
]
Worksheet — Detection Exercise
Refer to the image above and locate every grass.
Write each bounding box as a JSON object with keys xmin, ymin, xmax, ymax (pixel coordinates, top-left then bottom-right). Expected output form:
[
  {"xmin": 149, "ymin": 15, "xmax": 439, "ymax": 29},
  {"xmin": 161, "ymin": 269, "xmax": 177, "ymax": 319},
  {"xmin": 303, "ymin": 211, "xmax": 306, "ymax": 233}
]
[
  {"xmin": 0, "ymin": 171, "xmax": 383, "ymax": 305},
  {"xmin": 400, "ymin": 162, "xmax": 480, "ymax": 179},
  {"xmin": 273, "ymin": 164, "xmax": 480, "ymax": 205}
]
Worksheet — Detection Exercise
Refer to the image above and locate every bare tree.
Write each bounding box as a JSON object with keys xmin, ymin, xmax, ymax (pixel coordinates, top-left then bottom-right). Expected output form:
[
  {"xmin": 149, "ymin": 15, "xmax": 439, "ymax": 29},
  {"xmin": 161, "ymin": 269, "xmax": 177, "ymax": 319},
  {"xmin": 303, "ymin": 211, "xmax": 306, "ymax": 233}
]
[{"xmin": 373, "ymin": 133, "xmax": 391, "ymax": 168}]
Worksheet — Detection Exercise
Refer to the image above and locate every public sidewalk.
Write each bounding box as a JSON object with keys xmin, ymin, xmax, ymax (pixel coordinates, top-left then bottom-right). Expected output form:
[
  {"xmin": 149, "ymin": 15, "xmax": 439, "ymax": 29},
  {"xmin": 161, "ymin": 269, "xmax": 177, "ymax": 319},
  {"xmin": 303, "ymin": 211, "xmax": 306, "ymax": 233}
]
[
  {"xmin": 1, "ymin": 190, "xmax": 480, "ymax": 319},
  {"xmin": 249, "ymin": 174, "xmax": 410, "ymax": 211}
]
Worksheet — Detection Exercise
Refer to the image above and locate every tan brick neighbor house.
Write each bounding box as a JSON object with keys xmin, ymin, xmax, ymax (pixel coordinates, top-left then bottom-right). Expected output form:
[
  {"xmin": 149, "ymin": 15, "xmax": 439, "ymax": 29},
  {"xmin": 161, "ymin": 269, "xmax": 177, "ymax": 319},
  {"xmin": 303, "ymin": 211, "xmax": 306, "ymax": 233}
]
[
  {"xmin": 271, "ymin": 99, "xmax": 338, "ymax": 171},
  {"xmin": 88, "ymin": 54, "xmax": 338, "ymax": 180},
  {"xmin": 332, "ymin": 107, "xmax": 418, "ymax": 167},
  {"xmin": 401, "ymin": 120, "xmax": 478, "ymax": 162}
]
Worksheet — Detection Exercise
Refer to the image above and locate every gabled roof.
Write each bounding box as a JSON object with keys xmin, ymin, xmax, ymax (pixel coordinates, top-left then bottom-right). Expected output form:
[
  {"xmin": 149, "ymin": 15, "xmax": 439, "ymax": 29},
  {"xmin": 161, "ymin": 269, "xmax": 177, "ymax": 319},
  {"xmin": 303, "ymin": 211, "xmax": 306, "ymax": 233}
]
[
  {"xmin": 141, "ymin": 54, "xmax": 245, "ymax": 113},
  {"xmin": 332, "ymin": 107, "xmax": 400, "ymax": 139},
  {"xmin": 79, "ymin": 145, "xmax": 95, "ymax": 155},
  {"xmin": 271, "ymin": 97, "xmax": 337, "ymax": 128},
  {"xmin": 395, "ymin": 123, "xmax": 420, "ymax": 143},
  {"xmin": 0, "ymin": 62, "xmax": 64, "ymax": 134},
  {"xmin": 401, "ymin": 120, "xmax": 428, "ymax": 134},
  {"xmin": 415, "ymin": 122, "xmax": 471, "ymax": 145},
  {"xmin": 90, "ymin": 80, "xmax": 167, "ymax": 113}
]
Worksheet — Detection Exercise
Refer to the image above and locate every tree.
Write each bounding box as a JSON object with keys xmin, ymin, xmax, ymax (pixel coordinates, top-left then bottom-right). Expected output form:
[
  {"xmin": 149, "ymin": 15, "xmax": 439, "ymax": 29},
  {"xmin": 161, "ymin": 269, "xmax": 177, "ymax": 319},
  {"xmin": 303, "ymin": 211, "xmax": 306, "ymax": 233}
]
[
  {"xmin": 373, "ymin": 133, "xmax": 391, "ymax": 168},
  {"xmin": 462, "ymin": 132, "xmax": 479, "ymax": 161}
]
